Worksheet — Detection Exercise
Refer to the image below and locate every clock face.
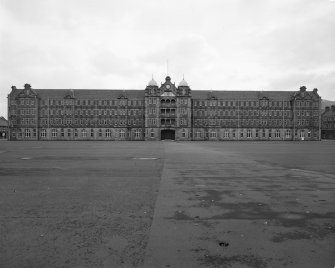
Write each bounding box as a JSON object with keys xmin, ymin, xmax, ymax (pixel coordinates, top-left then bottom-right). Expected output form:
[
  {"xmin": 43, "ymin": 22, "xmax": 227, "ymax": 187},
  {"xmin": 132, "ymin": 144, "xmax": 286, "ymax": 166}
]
[{"xmin": 166, "ymin": 85, "xmax": 170, "ymax": 89}]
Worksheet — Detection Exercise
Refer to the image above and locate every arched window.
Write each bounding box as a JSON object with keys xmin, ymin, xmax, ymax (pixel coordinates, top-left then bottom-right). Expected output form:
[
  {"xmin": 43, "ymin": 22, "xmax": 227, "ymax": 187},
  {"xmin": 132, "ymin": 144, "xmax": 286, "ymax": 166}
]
[{"xmin": 161, "ymin": 99, "xmax": 165, "ymax": 104}]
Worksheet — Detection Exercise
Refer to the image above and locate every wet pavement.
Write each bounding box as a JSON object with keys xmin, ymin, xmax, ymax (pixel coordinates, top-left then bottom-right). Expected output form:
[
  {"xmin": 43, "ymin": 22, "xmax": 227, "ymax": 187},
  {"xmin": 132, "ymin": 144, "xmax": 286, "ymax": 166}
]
[
  {"xmin": 145, "ymin": 141, "xmax": 335, "ymax": 268},
  {"xmin": 0, "ymin": 141, "xmax": 334, "ymax": 267}
]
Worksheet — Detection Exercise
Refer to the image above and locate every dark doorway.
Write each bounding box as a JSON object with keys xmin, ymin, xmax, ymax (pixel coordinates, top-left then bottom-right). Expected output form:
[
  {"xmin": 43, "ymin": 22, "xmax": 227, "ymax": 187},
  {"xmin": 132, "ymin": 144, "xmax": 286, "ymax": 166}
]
[{"xmin": 161, "ymin": 129, "xmax": 175, "ymax": 140}]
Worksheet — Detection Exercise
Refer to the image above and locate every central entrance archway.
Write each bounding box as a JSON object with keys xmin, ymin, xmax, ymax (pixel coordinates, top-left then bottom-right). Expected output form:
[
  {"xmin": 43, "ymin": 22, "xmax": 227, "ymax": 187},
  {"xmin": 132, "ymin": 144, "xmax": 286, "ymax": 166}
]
[{"xmin": 161, "ymin": 129, "xmax": 175, "ymax": 140}]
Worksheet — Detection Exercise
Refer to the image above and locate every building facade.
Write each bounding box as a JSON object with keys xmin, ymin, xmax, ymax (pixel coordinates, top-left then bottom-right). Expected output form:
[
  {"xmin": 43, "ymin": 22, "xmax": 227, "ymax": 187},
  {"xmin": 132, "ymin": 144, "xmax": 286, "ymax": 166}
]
[
  {"xmin": 321, "ymin": 105, "xmax": 335, "ymax": 139},
  {"xmin": 7, "ymin": 76, "xmax": 321, "ymax": 141},
  {"xmin": 0, "ymin": 116, "xmax": 8, "ymax": 139}
]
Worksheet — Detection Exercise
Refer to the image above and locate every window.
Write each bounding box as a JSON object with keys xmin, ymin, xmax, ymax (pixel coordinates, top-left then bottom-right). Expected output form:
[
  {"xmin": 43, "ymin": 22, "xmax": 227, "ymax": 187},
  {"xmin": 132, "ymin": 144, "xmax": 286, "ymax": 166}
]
[
  {"xmin": 106, "ymin": 129, "xmax": 111, "ymax": 137},
  {"xmin": 275, "ymin": 129, "xmax": 281, "ymax": 138},
  {"xmin": 82, "ymin": 129, "xmax": 87, "ymax": 137},
  {"xmin": 209, "ymin": 131, "xmax": 217, "ymax": 138},
  {"xmin": 268, "ymin": 130, "xmax": 272, "ymax": 138},
  {"xmin": 24, "ymin": 129, "xmax": 31, "ymax": 137},
  {"xmin": 150, "ymin": 129, "xmax": 155, "ymax": 138},
  {"xmin": 52, "ymin": 129, "xmax": 57, "ymax": 137},
  {"xmin": 300, "ymin": 130, "xmax": 305, "ymax": 138},
  {"xmin": 61, "ymin": 129, "xmax": 64, "ymax": 137},
  {"xmin": 285, "ymin": 129, "xmax": 291, "ymax": 138},
  {"xmin": 74, "ymin": 129, "xmax": 78, "ymax": 137},
  {"xmin": 262, "ymin": 129, "xmax": 266, "ymax": 138},
  {"xmin": 90, "ymin": 129, "xmax": 94, "ymax": 137},
  {"xmin": 224, "ymin": 130, "xmax": 229, "ymax": 138},
  {"xmin": 182, "ymin": 129, "xmax": 186, "ymax": 138},
  {"xmin": 135, "ymin": 129, "xmax": 141, "ymax": 138},
  {"xmin": 98, "ymin": 129, "xmax": 102, "ymax": 137},
  {"xmin": 240, "ymin": 130, "xmax": 243, "ymax": 138},
  {"xmin": 232, "ymin": 129, "xmax": 236, "ymax": 138},
  {"xmin": 196, "ymin": 131, "xmax": 201, "ymax": 138},
  {"xmin": 119, "ymin": 129, "xmax": 125, "ymax": 138},
  {"xmin": 247, "ymin": 129, "xmax": 252, "ymax": 138},
  {"xmin": 41, "ymin": 129, "xmax": 47, "ymax": 137}
]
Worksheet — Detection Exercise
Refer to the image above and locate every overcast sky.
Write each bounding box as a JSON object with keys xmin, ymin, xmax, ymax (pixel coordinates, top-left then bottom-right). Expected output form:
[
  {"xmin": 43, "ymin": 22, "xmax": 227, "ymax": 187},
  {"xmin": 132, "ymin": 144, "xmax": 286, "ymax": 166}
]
[{"xmin": 1, "ymin": 0, "xmax": 334, "ymax": 117}]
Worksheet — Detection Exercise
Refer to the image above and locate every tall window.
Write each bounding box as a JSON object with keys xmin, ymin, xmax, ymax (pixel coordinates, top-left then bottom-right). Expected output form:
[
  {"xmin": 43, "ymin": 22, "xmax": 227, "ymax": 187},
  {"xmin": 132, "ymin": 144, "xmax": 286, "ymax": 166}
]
[
  {"xmin": 247, "ymin": 129, "xmax": 252, "ymax": 138},
  {"xmin": 224, "ymin": 130, "xmax": 229, "ymax": 138},
  {"xmin": 74, "ymin": 129, "xmax": 78, "ymax": 137},
  {"xmin": 98, "ymin": 129, "xmax": 102, "ymax": 137},
  {"xmin": 285, "ymin": 129, "xmax": 291, "ymax": 138},
  {"xmin": 196, "ymin": 131, "xmax": 201, "ymax": 138},
  {"xmin": 52, "ymin": 129, "xmax": 57, "ymax": 137},
  {"xmin": 106, "ymin": 129, "xmax": 111, "ymax": 137},
  {"xmin": 67, "ymin": 129, "xmax": 71, "ymax": 137},
  {"xmin": 300, "ymin": 130, "xmax": 305, "ymax": 138},
  {"xmin": 25, "ymin": 129, "xmax": 31, "ymax": 137},
  {"xmin": 255, "ymin": 129, "xmax": 259, "ymax": 138},
  {"xmin": 275, "ymin": 129, "xmax": 281, "ymax": 138},
  {"xmin": 41, "ymin": 129, "xmax": 46, "ymax": 137},
  {"xmin": 150, "ymin": 129, "xmax": 154, "ymax": 138},
  {"xmin": 262, "ymin": 129, "xmax": 266, "ymax": 138},
  {"xmin": 120, "ymin": 129, "xmax": 125, "ymax": 138},
  {"xmin": 82, "ymin": 129, "xmax": 87, "ymax": 137},
  {"xmin": 90, "ymin": 129, "xmax": 94, "ymax": 137},
  {"xmin": 61, "ymin": 128, "xmax": 64, "ymax": 137},
  {"xmin": 135, "ymin": 129, "xmax": 141, "ymax": 138}
]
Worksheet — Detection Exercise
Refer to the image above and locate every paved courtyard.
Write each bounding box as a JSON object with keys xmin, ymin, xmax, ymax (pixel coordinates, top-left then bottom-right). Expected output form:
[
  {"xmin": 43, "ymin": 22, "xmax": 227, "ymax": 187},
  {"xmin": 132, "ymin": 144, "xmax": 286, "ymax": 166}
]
[{"xmin": 0, "ymin": 141, "xmax": 334, "ymax": 267}]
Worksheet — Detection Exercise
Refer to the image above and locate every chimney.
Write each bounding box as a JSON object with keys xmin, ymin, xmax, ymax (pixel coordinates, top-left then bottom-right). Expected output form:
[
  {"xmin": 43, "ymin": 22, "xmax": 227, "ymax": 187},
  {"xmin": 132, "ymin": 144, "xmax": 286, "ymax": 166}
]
[
  {"xmin": 300, "ymin": 86, "xmax": 306, "ymax": 92},
  {"xmin": 331, "ymin": 105, "xmax": 335, "ymax": 111},
  {"xmin": 24, "ymin": 83, "xmax": 31, "ymax": 90},
  {"xmin": 313, "ymin": 88, "xmax": 318, "ymax": 93},
  {"xmin": 11, "ymin": 85, "xmax": 17, "ymax": 92},
  {"xmin": 325, "ymin": 106, "xmax": 330, "ymax": 111}
]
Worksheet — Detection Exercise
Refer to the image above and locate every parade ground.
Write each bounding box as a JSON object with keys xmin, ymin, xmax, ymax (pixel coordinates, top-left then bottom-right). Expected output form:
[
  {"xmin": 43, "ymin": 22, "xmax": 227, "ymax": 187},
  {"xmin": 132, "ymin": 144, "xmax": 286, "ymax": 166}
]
[{"xmin": 0, "ymin": 141, "xmax": 334, "ymax": 268}]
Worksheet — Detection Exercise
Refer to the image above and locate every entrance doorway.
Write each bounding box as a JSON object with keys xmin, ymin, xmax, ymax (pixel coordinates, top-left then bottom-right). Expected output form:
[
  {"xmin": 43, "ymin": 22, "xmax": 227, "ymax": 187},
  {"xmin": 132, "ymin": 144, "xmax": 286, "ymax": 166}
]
[{"xmin": 161, "ymin": 129, "xmax": 175, "ymax": 140}]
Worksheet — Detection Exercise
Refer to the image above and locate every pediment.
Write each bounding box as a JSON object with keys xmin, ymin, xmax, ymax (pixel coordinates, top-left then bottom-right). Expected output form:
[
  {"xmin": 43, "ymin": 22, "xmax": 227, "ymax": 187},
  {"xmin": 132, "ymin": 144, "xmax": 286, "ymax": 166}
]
[{"xmin": 161, "ymin": 92, "xmax": 175, "ymax": 97}]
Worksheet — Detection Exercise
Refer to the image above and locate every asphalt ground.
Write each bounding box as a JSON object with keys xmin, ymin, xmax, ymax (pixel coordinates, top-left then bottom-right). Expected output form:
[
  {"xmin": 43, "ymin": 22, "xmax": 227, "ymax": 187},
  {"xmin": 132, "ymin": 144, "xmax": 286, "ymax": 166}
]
[{"xmin": 0, "ymin": 140, "xmax": 334, "ymax": 268}]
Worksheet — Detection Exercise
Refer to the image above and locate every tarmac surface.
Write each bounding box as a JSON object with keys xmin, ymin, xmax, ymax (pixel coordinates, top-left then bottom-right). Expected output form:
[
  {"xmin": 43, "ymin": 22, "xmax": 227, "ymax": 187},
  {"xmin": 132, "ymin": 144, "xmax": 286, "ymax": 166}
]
[{"xmin": 0, "ymin": 140, "xmax": 334, "ymax": 268}]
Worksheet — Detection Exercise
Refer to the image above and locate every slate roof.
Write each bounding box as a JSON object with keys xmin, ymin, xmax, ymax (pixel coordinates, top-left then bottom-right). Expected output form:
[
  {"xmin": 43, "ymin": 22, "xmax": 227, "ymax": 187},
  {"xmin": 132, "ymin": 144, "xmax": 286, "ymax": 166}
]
[
  {"xmin": 10, "ymin": 89, "xmax": 145, "ymax": 99},
  {"xmin": 0, "ymin": 116, "xmax": 8, "ymax": 127},
  {"xmin": 9, "ymin": 88, "xmax": 310, "ymax": 101},
  {"xmin": 191, "ymin": 90, "xmax": 296, "ymax": 100}
]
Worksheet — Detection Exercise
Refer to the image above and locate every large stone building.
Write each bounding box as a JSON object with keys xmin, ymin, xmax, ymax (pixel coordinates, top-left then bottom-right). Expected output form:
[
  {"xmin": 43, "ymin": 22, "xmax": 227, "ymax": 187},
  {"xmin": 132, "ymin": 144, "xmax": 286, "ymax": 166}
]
[
  {"xmin": 321, "ymin": 105, "xmax": 335, "ymax": 139},
  {"xmin": 7, "ymin": 76, "xmax": 321, "ymax": 141}
]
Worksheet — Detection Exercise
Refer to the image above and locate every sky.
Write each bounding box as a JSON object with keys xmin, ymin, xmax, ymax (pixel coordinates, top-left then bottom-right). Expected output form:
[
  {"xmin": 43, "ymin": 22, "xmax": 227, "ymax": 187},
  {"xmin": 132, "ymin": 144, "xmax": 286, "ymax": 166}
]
[{"xmin": 1, "ymin": 0, "xmax": 335, "ymax": 118}]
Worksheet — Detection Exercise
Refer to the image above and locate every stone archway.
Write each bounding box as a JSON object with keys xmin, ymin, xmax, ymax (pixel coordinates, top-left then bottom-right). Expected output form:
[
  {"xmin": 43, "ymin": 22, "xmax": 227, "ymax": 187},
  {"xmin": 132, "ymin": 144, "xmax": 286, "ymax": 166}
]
[{"xmin": 161, "ymin": 129, "xmax": 175, "ymax": 140}]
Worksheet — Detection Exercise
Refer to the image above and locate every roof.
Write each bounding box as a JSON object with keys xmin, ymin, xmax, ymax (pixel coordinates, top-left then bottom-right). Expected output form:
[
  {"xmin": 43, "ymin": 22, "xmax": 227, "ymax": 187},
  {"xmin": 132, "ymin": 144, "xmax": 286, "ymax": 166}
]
[
  {"xmin": 0, "ymin": 116, "xmax": 8, "ymax": 127},
  {"xmin": 10, "ymin": 89, "xmax": 145, "ymax": 99},
  {"xmin": 191, "ymin": 90, "xmax": 295, "ymax": 100},
  {"xmin": 9, "ymin": 87, "xmax": 316, "ymax": 101}
]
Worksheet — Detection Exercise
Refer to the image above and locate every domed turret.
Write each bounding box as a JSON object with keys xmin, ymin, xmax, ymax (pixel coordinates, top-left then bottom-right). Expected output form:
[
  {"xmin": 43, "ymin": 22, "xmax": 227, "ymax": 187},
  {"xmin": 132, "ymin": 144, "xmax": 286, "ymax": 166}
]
[
  {"xmin": 178, "ymin": 78, "xmax": 189, "ymax": 87},
  {"xmin": 148, "ymin": 78, "xmax": 158, "ymax": 87}
]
